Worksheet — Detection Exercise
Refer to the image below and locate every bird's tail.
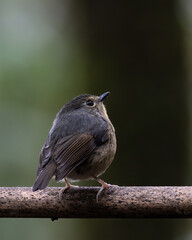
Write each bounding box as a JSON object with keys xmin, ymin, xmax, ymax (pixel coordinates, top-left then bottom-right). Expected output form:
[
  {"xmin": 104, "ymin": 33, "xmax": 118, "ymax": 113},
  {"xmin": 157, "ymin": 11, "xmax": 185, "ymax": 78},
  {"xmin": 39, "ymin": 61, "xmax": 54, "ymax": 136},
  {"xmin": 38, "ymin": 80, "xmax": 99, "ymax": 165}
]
[{"xmin": 32, "ymin": 160, "xmax": 57, "ymax": 191}]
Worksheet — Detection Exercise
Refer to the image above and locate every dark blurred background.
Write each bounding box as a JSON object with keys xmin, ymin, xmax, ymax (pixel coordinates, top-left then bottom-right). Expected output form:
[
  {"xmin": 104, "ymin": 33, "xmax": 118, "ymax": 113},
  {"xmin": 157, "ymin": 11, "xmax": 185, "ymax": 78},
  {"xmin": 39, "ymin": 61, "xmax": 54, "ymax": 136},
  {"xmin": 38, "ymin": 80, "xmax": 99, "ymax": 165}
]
[{"xmin": 0, "ymin": 0, "xmax": 192, "ymax": 239}]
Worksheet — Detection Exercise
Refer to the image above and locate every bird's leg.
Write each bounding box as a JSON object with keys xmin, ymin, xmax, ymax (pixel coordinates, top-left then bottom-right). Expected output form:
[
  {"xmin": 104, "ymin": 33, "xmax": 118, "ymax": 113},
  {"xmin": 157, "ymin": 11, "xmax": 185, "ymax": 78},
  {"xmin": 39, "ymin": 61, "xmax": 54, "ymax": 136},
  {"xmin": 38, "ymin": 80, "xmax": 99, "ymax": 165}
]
[
  {"xmin": 92, "ymin": 176, "xmax": 113, "ymax": 201},
  {"xmin": 59, "ymin": 178, "xmax": 79, "ymax": 199},
  {"xmin": 93, "ymin": 176, "xmax": 110, "ymax": 188}
]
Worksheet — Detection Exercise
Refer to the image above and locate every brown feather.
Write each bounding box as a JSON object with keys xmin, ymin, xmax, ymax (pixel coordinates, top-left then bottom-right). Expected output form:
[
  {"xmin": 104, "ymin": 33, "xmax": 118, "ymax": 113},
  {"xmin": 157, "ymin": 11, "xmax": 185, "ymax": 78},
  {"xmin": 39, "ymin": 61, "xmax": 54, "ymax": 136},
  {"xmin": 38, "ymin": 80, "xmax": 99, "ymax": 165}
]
[
  {"xmin": 54, "ymin": 133, "xmax": 96, "ymax": 181},
  {"xmin": 32, "ymin": 160, "xmax": 57, "ymax": 191}
]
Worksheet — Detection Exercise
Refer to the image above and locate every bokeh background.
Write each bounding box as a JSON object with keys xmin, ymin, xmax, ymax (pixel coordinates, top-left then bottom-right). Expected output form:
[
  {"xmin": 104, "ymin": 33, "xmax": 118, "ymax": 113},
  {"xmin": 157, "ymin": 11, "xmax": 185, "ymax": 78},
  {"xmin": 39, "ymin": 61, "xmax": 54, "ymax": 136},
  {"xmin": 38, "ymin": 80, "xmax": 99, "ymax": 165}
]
[{"xmin": 0, "ymin": 0, "xmax": 192, "ymax": 239}]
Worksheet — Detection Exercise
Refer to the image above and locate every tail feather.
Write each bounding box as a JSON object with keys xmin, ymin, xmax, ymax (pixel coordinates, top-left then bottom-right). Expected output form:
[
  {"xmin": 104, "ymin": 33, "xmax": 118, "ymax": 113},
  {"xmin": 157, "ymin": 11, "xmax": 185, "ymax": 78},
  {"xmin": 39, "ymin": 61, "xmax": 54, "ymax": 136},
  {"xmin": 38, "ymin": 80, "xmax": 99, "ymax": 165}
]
[{"xmin": 32, "ymin": 160, "xmax": 57, "ymax": 191}]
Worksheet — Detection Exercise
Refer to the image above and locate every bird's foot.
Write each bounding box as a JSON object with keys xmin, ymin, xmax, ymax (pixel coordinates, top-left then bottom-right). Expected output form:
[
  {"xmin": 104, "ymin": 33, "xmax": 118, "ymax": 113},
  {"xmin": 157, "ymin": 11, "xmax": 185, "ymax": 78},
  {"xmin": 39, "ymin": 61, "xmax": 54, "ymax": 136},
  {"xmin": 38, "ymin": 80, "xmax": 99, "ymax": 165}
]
[
  {"xmin": 59, "ymin": 178, "xmax": 79, "ymax": 200},
  {"xmin": 92, "ymin": 176, "xmax": 118, "ymax": 202}
]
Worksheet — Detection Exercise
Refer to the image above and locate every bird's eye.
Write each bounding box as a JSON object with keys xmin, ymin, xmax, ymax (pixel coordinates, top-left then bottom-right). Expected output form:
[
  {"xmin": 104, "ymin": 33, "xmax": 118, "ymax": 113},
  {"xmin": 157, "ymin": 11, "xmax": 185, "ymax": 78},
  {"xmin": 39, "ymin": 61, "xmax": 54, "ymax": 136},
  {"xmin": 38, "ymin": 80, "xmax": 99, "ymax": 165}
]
[{"xmin": 86, "ymin": 99, "xmax": 95, "ymax": 106}]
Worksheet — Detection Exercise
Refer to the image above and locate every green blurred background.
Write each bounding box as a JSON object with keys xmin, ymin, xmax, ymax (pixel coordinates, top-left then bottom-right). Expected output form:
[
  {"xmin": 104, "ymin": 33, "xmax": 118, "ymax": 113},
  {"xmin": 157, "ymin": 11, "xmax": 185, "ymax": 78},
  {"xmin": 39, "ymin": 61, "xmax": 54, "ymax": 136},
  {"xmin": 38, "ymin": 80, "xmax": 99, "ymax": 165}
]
[{"xmin": 0, "ymin": 0, "xmax": 192, "ymax": 239}]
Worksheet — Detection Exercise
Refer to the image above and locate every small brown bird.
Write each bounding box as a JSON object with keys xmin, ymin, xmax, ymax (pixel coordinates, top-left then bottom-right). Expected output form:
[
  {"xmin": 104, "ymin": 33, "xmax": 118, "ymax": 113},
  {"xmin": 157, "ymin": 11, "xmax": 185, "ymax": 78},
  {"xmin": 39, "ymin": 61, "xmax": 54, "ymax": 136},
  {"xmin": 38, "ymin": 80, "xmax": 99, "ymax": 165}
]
[{"xmin": 32, "ymin": 92, "xmax": 116, "ymax": 199}]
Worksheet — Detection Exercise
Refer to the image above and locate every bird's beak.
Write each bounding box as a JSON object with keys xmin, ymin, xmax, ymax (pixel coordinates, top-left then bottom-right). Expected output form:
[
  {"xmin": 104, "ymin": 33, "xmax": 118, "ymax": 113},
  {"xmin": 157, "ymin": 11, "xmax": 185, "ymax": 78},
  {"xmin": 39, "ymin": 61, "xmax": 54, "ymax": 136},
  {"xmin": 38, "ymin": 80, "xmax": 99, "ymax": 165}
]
[{"xmin": 99, "ymin": 92, "xmax": 110, "ymax": 102}]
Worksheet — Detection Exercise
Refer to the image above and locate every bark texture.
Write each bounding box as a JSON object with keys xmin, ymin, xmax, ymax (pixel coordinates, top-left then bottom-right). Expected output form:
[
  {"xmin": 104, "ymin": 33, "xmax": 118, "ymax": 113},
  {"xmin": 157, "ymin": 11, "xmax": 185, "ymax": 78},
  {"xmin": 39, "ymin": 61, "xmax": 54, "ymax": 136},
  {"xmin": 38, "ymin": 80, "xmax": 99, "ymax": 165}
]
[{"xmin": 0, "ymin": 187, "xmax": 191, "ymax": 219}]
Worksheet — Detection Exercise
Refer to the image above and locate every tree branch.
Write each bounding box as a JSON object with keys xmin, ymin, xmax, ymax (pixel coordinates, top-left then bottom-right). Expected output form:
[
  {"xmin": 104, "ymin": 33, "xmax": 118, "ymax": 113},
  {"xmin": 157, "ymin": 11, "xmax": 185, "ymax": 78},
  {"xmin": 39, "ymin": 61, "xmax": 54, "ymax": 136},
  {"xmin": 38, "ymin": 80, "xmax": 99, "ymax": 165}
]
[{"xmin": 0, "ymin": 187, "xmax": 192, "ymax": 219}]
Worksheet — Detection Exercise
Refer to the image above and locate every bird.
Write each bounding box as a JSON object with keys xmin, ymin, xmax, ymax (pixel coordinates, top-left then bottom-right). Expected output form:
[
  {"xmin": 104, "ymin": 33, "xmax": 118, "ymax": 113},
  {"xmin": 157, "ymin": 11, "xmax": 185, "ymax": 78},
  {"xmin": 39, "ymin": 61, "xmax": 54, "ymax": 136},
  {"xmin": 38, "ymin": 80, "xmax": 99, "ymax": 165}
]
[{"xmin": 32, "ymin": 92, "xmax": 116, "ymax": 200}]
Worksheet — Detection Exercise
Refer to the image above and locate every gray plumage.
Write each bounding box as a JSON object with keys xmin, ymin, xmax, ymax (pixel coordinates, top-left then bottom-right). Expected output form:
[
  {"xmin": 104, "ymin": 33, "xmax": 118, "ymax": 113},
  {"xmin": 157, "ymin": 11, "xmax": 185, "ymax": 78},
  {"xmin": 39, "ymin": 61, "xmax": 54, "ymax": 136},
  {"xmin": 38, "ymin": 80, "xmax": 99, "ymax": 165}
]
[{"xmin": 32, "ymin": 93, "xmax": 116, "ymax": 191}]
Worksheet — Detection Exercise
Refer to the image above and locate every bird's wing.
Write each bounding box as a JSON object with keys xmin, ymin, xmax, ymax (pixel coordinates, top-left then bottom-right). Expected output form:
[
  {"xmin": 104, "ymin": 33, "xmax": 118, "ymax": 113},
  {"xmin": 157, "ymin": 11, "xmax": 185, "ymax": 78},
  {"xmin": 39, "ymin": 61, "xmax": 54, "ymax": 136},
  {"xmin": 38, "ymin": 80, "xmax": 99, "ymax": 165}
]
[
  {"xmin": 53, "ymin": 133, "xmax": 96, "ymax": 181},
  {"xmin": 32, "ymin": 114, "xmax": 109, "ymax": 190},
  {"xmin": 32, "ymin": 133, "xmax": 96, "ymax": 190},
  {"xmin": 36, "ymin": 135, "xmax": 55, "ymax": 177}
]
